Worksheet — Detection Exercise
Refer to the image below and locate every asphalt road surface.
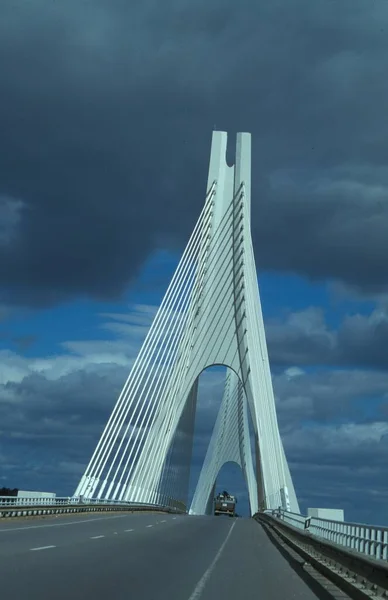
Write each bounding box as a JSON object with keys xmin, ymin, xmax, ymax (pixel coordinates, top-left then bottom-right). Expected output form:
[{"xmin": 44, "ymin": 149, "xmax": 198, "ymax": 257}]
[{"xmin": 0, "ymin": 512, "xmax": 330, "ymax": 599}]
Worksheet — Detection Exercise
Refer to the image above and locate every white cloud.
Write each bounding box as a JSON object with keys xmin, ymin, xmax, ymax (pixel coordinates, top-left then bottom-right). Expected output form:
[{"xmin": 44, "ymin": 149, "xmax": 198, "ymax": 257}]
[
  {"xmin": 0, "ymin": 304, "xmax": 156, "ymax": 386},
  {"xmin": 284, "ymin": 366, "xmax": 305, "ymax": 379},
  {"xmin": 285, "ymin": 421, "xmax": 388, "ymax": 453},
  {"xmin": 0, "ymin": 195, "xmax": 23, "ymax": 246},
  {"xmin": 267, "ymin": 301, "xmax": 388, "ymax": 371}
]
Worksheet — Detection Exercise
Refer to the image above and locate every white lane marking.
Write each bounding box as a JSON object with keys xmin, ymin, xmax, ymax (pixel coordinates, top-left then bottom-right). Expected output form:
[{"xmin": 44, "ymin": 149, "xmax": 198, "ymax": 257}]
[
  {"xmin": 146, "ymin": 524, "xmax": 153, "ymax": 528},
  {"xmin": 0, "ymin": 514, "xmax": 131, "ymax": 533},
  {"xmin": 161, "ymin": 520, "xmax": 167, "ymax": 523},
  {"xmin": 172, "ymin": 517, "xmax": 177, "ymax": 520},
  {"xmin": 114, "ymin": 532, "xmax": 118, "ymax": 535},
  {"xmin": 90, "ymin": 535, "xmax": 105, "ymax": 539},
  {"xmin": 125, "ymin": 529, "xmax": 134, "ymax": 532},
  {"xmin": 30, "ymin": 545, "xmax": 56, "ymax": 551},
  {"xmin": 187, "ymin": 521, "xmax": 236, "ymax": 600}
]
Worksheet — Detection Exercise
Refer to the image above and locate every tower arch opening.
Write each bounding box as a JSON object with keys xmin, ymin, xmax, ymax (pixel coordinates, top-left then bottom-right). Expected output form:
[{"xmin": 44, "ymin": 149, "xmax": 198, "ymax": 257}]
[{"xmin": 214, "ymin": 461, "xmax": 247, "ymax": 517}]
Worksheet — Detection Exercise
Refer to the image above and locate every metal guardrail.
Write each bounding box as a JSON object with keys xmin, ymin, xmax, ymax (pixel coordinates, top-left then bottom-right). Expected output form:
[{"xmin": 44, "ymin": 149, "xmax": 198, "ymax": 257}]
[
  {"xmin": 256, "ymin": 510, "xmax": 388, "ymax": 598},
  {"xmin": 0, "ymin": 496, "xmax": 185, "ymax": 519},
  {"xmin": 271, "ymin": 509, "xmax": 388, "ymax": 562}
]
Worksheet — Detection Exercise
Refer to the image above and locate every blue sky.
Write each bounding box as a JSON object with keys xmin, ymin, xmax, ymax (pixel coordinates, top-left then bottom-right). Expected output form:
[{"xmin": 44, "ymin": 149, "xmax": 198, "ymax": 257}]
[{"xmin": 0, "ymin": 260, "xmax": 373, "ymax": 358}]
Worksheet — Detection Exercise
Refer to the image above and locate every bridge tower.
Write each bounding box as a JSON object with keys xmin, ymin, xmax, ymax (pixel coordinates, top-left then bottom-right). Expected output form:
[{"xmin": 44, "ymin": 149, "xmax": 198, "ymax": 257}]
[{"xmin": 74, "ymin": 131, "xmax": 299, "ymax": 514}]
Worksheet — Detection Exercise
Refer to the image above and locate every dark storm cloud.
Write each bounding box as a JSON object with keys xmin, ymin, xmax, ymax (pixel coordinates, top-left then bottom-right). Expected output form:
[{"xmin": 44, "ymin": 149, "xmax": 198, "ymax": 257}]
[
  {"xmin": 267, "ymin": 304, "xmax": 388, "ymax": 369},
  {"xmin": 1, "ymin": 364, "xmax": 387, "ymax": 522},
  {"xmin": 0, "ymin": 357, "xmax": 224, "ymax": 494},
  {"xmin": 284, "ymin": 423, "xmax": 388, "ymax": 524},
  {"xmin": 1, "ymin": 0, "xmax": 388, "ymax": 305},
  {"xmin": 0, "ymin": 363, "xmax": 127, "ymax": 493},
  {"xmin": 2, "ymin": 350, "xmax": 387, "ymax": 518},
  {"xmin": 273, "ymin": 367, "xmax": 388, "ymax": 440},
  {"xmin": 0, "ymin": 366, "xmax": 125, "ymax": 444},
  {"xmin": 291, "ymin": 461, "xmax": 388, "ymax": 525},
  {"xmin": 275, "ymin": 368, "xmax": 388, "ymax": 522}
]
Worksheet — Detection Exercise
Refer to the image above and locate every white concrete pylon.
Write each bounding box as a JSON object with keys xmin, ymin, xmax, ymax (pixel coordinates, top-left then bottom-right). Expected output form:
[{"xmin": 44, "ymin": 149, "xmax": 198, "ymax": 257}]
[
  {"xmin": 189, "ymin": 369, "xmax": 258, "ymax": 516},
  {"xmin": 74, "ymin": 131, "xmax": 299, "ymax": 514}
]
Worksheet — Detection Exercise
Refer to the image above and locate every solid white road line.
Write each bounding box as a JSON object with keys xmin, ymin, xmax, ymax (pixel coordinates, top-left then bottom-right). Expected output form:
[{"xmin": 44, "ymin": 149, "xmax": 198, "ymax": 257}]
[
  {"xmin": 30, "ymin": 545, "xmax": 56, "ymax": 551},
  {"xmin": 187, "ymin": 521, "xmax": 236, "ymax": 600},
  {"xmin": 90, "ymin": 535, "xmax": 105, "ymax": 539}
]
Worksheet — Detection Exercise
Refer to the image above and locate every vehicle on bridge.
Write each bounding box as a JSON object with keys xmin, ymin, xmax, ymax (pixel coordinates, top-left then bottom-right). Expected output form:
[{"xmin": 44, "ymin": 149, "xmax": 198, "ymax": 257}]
[{"xmin": 214, "ymin": 491, "xmax": 237, "ymax": 517}]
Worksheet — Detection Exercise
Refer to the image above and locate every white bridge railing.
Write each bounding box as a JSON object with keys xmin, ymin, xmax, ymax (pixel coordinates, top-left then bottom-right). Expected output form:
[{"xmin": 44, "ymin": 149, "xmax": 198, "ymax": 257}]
[
  {"xmin": 268, "ymin": 508, "xmax": 388, "ymax": 562},
  {"xmin": 0, "ymin": 496, "xmax": 132, "ymax": 507},
  {"xmin": 0, "ymin": 495, "xmax": 186, "ymax": 515}
]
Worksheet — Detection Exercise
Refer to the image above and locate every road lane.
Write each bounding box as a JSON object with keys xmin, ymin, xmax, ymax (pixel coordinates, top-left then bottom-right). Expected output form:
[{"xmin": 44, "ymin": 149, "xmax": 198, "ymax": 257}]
[
  {"xmin": 195, "ymin": 517, "xmax": 326, "ymax": 599},
  {"xmin": 0, "ymin": 514, "xmax": 328, "ymax": 599},
  {"xmin": 0, "ymin": 512, "xmax": 181, "ymax": 557},
  {"xmin": 0, "ymin": 510, "xmax": 169, "ymax": 532}
]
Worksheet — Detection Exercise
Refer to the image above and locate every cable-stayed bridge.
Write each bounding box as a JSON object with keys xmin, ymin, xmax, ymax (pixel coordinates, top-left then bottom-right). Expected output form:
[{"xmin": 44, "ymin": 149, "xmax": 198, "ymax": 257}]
[
  {"xmin": 75, "ymin": 130, "xmax": 297, "ymax": 516},
  {"xmin": 1, "ymin": 132, "xmax": 387, "ymax": 600}
]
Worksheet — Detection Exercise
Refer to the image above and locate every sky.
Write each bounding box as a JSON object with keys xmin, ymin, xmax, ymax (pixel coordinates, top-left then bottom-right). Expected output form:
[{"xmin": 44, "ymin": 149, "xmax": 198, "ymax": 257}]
[{"xmin": 1, "ymin": 0, "xmax": 388, "ymax": 525}]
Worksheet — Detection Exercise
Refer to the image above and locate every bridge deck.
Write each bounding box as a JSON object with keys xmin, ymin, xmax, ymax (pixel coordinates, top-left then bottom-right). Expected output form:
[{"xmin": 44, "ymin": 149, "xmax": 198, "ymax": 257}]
[{"xmin": 0, "ymin": 512, "xmax": 331, "ymax": 599}]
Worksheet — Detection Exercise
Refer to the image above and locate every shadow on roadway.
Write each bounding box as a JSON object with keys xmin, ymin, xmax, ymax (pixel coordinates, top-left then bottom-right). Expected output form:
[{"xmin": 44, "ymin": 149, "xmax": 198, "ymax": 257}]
[{"xmin": 258, "ymin": 521, "xmax": 349, "ymax": 600}]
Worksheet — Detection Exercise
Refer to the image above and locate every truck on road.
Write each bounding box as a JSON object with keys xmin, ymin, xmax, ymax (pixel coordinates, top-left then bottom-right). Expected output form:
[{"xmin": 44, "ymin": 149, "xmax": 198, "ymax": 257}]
[{"xmin": 214, "ymin": 491, "xmax": 237, "ymax": 517}]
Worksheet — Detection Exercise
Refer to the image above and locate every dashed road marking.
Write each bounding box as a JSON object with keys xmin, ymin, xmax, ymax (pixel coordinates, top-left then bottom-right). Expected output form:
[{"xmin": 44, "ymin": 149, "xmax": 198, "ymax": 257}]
[
  {"xmin": 125, "ymin": 529, "xmax": 134, "ymax": 532},
  {"xmin": 90, "ymin": 535, "xmax": 105, "ymax": 539},
  {"xmin": 146, "ymin": 524, "xmax": 153, "ymax": 528},
  {"xmin": 30, "ymin": 545, "xmax": 56, "ymax": 551},
  {"xmin": 0, "ymin": 514, "xmax": 130, "ymax": 533}
]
